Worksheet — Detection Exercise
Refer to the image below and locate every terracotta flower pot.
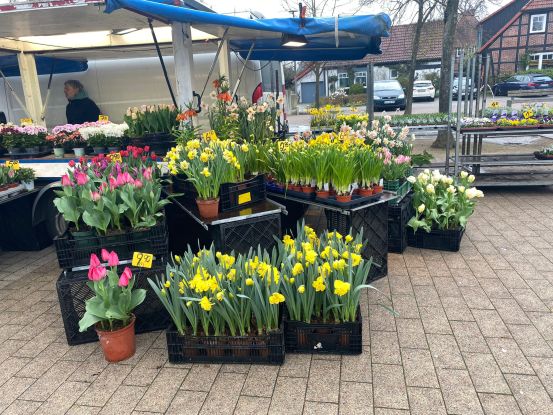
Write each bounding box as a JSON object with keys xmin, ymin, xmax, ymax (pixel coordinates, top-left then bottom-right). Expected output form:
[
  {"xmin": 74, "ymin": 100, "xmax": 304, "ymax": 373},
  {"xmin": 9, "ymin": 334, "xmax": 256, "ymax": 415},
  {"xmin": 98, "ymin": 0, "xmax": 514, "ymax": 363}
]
[
  {"xmin": 352, "ymin": 188, "xmax": 360, "ymax": 195},
  {"xmin": 373, "ymin": 185, "xmax": 383, "ymax": 193},
  {"xmin": 289, "ymin": 184, "xmax": 301, "ymax": 192},
  {"xmin": 359, "ymin": 187, "xmax": 374, "ymax": 197},
  {"xmin": 316, "ymin": 190, "xmax": 330, "ymax": 199},
  {"xmin": 336, "ymin": 194, "xmax": 352, "ymax": 203},
  {"xmin": 301, "ymin": 185, "xmax": 314, "ymax": 193},
  {"xmin": 96, "ymin": 315, "xmax": 136, "ymax": 363},
  {"xmin": 196, "ymin": 198, "xmax": 219, "ymax": 219}
]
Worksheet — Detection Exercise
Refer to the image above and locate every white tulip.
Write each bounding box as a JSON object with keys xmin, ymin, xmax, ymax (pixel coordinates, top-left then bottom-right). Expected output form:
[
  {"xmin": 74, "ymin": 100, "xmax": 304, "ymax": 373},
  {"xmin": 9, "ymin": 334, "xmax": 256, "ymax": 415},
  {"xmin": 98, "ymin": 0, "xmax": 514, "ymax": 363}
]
[
  {"xmin": 407, "ymin": 176, "xmax": 416, "ymax": 184},
  {"xmin": 458, "ymin": 185, "xmax": 465, "ymax": 193},
  {"xmin": 468, "ymin": 175, "xmax": 475, "ymax": 183},
  {"xmin": 417, "ymin": 204, "xmax": 425, "ymax": 213},
  {"xmin": 460, "ymin": 171, "xmax": 468, "ymax": 178},
  {"xmin": 426, "ymin": 184, "xmax": 435, "ymax": 194},
  {"xmin": 447, "ymin": 185, "xmax": 456, "ymax": 194}
]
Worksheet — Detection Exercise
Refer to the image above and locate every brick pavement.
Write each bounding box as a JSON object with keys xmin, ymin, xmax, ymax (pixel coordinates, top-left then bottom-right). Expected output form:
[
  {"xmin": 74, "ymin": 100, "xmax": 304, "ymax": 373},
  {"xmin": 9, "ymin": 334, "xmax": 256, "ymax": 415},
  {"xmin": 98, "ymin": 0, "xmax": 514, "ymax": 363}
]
[{"xmin": 1, "ymin": 188, "xmax": 553, "ymax": 414}]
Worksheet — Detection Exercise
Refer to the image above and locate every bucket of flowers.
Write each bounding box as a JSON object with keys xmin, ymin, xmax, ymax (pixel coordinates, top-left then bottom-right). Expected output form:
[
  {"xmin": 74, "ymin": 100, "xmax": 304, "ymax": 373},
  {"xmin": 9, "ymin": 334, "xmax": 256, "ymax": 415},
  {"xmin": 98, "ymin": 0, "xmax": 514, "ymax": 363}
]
[
  {"xmin": 79, "ymin": 250, "xmax": 146, "ymax": 362},
  {"xmin": 407, "ymin": 170, "xmax": 483, "ymax": 251},
  {"xmin": 149, "ymin": 245, "xmax": 285, "ymax": 364}
]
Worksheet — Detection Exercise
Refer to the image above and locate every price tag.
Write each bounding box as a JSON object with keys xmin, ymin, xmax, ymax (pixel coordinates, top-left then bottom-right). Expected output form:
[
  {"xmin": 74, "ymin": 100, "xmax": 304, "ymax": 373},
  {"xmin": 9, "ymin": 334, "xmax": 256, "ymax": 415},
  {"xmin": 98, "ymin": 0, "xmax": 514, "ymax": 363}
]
[
  {"xmin": 238, "ymin": 192, "xmax": 251, "ymax": 205},
  {"xmin": 490, "ymin": 101, "xmax": 499, "ymax": 109},
  {"xmin": 98, "ymin": 115, "xmax": 109, "ymax": 122},
  {"xmin": 239, "ymin": 208, "xmax": 253, "ymax": 216},
  {"xmin": 132, "ymin": 252, "xmax": 153, "ymax": 268},
  {"xmin": 5, "ymin": 160, "xmax": 20, "ymax": 170},
  {"xmin": 202, "ymin": 130, "xmax": 217, "ymax": 142},
  {"xmin": 108, "ymin": 152, "xmax": 122, "ymax": 163},
  {"xmin": 19, "ymin": 118, "xmax": 33, "ymax": 125}
]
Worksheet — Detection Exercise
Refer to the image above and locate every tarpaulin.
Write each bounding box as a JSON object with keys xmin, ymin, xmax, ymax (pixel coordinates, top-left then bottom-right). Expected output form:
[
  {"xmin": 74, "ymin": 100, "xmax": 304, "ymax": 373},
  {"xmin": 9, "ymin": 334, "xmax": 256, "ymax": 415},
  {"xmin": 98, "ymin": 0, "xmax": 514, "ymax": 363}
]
[{"xmin": 0, "ymin": 55, "xmax": 87, "ymax": 77}]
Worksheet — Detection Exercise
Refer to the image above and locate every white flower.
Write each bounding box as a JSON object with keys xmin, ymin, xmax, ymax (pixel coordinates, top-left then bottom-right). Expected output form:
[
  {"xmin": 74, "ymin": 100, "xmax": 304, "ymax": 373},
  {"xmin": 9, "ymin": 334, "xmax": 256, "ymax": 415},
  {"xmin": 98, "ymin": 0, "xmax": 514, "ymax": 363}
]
[
  {"xmin": 447, "ymin": 177, "xmax": 453, "ymax": 185},
  {"xmin": 468, "ymin": 175, "xmax": 475, "ymax": 183},
  {"xmin": 426, "ymin": 184, "xmax": 435, "ymax": 194},
  {"xmin": 407, "ymin": 176, "xmax": 416, "ymax": 184},
  {"xmin": 424, "ymin": 169, "xmax": 430, "ymax": 175},
  {"xmin": 384, "ymin": 115, "xmax": 392, "ymax": 122},
  {"xmin": 417, "ymin": 204, "xmax": 425, "ymax": 213},
  {"xmin": 209, "ymin": 91, "xmax": 217, "ymax": 99},
  {"xmin": 447, "ymin": 185, "xmax": 456, "ymax": 194},
  {"xmin": 458, "ymin": 185, "xmax": 465, "ymax": 193},
  {"xmin": 460, "ymin": 171, "xmax": 468, "ymax": 178},
  {"xmin": 476, "ymin": 190, "xmax": 484, "ymax": 198},
  {"xmin": 465, "ymin": 187, "xmax": 478, "ymax": 199}
]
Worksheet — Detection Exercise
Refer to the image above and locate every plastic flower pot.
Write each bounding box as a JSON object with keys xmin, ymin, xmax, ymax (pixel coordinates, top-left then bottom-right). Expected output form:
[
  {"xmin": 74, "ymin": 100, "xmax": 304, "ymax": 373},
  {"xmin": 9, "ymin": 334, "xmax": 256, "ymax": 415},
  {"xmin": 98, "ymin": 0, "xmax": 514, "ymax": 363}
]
[
  {"xmin": 316, "ymin": 190, "xmax": 330, "ymax": 199},
  {"xmin": 359, "ymin": 187, "xmax": 374, "ymax": 197},
  {"xmin": 92, "ymin": 146, "xmax": 106, "ymax": 155},
  {"xmin": 53, "ymin": 147, "xmax": 65, "ymax": 158},
  {"xmin": 373, "ymin": 185, "xmax": 384, "ymax": 194},
  {"xmin": 24, "ymin": 146, "xmax": 39, "ymax": 154},
  {"xmin": 22, "ymin": 180, "xmax": 34, "ymax": 191},
  {"xmin": 7, "ymin": 148, "xmax": 20, "ymax": 155},
  {"xmin": 196, "ymin": 198, "xmax": 219, "ymax": 219},
  {"xmin": 336, "ymin": 194, "xmax": 352, "ymax": 203},
  {"xmin": 95, "ymin": 315, "xmax": 136, "ymax": 362},
  {"xmin": 73, "ymin": 148, "xmax": 85, "ymax": 157}
]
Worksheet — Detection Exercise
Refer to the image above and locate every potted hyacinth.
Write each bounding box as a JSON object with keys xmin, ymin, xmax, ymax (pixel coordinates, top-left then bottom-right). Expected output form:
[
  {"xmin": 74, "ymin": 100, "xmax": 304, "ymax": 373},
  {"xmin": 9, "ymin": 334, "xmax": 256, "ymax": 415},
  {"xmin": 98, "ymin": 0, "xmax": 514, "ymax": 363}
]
[
  {"xmin": 381, "ymin": 149, "xmax": 412, "ymax": 192},
  {"xmin": 80, "ymin": 250, "xmax": 146, "ymax": 362}
]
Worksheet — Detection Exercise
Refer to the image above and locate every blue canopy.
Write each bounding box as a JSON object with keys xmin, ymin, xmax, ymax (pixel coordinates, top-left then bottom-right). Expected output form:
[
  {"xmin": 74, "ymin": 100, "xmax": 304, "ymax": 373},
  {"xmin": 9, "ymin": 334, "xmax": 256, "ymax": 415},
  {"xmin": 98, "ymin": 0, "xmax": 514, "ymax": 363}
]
[
  {"xmin": 105, "ymin": 0, "xmax": 391, "ymax": 61},
  {"xmin": 0, "ymin": 55, "xmax": 87, "ymax": 77}
]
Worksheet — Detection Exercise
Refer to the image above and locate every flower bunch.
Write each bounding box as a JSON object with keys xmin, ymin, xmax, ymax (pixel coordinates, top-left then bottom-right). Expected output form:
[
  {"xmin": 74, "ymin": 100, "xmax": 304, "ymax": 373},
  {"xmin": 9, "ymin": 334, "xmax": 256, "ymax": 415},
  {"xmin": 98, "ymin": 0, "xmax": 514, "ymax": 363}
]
[
  {"xmin": 206, "ymin": 76, "xmax": 240, "ymax": 140},
  {"xmin": 0, "ymin": 124, "xmax": 47, "ymax": 148},
  {"xmin": 407, "ymin": 170, "xmax": 484, "ymax": 232},
  {"xmin": 149, "ymin": 245, "xmax": 283, "ymax": 336},
  {"xmin": 381, "ymin": 150, "xmax": 412, "ymax": 181},
  {"xmin": 79, "ymin": 122, "xmax": 129, "ymax": 147},
  {"xmin": 79, "ymin": 250, "xmax": 146, "ymax": 332},
  {"xmin": 309, "ymin": 105, "xmax": 341, "ymax": 128},
  {"xmin": 275, "ymin": 222, "xmax": 375, "ymax": 323},
  {"xmin": 124, "ymin": 104, "xmax": 180, "ymax": 137}
]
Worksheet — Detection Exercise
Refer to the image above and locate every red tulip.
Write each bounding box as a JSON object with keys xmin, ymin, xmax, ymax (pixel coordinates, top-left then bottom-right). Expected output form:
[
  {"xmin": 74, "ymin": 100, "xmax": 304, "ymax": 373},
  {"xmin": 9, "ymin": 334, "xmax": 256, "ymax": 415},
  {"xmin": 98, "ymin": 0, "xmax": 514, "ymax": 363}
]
[
  {"xmin": 118, "ymin": 267, "xmax": 133, "ymax": 287},
  {"xmin": 68, "ymin": 160, "xmax": 76, "ymax": 167},
  {"xmin": 61, "ymin": 174, "xmax": 72, "ymax": 187},
  {"xmin": 101, "ymin": 249, "xmax": 119, "ymax": 267},
  {"xmin": 88, "ymin": 253, "xmax": 107, "ymax": 281}
]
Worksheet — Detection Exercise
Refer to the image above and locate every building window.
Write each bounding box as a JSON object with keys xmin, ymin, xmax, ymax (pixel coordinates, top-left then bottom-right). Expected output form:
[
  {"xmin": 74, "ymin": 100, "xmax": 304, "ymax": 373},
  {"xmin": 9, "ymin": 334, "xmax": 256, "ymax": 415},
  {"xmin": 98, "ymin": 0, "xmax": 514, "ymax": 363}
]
[
  {"xmin": 530, "ymin": 14, "xmax": 547, "ymax": 33},
  {"xmin": 390, "ymin": 69, "xmax": 398, "ymax": 79},
  {"xmin": 354, "ymin": 71, "xmax": 367, "ymax": 85},
  {"xmin": 530, "ymin": 52, "xmax": 553, "ymax": 69},
  {"xmin": 338, "ymin": 72, "xmax": 348, "ymax": 88}
]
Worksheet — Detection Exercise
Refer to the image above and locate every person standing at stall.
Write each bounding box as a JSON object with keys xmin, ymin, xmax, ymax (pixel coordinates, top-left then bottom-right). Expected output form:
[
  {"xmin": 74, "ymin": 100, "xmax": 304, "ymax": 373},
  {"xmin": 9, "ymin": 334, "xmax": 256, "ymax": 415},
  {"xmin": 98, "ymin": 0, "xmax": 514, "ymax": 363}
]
[{"xmin": 64, "ymin": 80, "xmax": 101, "ymax": 124}]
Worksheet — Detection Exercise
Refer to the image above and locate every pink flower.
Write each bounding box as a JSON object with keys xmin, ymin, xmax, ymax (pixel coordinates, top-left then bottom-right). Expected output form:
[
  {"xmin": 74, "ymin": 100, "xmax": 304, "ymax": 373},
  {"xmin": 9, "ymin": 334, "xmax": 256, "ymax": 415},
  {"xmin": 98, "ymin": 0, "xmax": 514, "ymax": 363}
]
[
  {"xmin": 61, "ymin": 174, "xmax": 72, "ymax": 186},
  {"xmin": 134, "ymin": 179, "xmax": 143, "ymax": 188},
  {"xmin": 88, "ymin": 254, "xmax": 107, "ymax": 281},
  {"xmin": 143, "ymin": 167, "xmax": 152, "ymax": 180},
  {"xmin": 68, "ymin": 160, "xmax": 76, "ymax": 167},
  {"xmin": 91, "ymin": 191, "xmax": 101, "ymax": 201},
  {"xmin": 101, "ymin": 249, "xmax": 119, "ymax": 267},
  {"xmin": 118, "ymin": 267, "xmax": 133, "ymax": 287},
  {"xmin": 75, "ymin": 171, "xmax": 89, "ymax": 186},
  {"xmin": 109, "ymin": 176, "xmax": 117, "ymax": 191}
]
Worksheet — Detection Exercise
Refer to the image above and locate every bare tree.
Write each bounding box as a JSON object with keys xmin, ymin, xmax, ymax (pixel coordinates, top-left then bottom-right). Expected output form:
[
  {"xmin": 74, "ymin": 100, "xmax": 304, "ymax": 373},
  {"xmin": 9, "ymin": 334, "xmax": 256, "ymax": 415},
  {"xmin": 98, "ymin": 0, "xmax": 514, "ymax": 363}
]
[{"xmin": 282, "ymin": 0, "xmax": 363, "ymax": 108}]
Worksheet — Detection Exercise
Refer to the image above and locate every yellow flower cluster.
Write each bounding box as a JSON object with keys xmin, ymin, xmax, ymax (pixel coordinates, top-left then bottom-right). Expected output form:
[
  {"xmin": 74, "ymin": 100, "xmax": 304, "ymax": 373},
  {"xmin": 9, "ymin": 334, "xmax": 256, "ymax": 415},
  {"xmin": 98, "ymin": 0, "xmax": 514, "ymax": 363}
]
[
  {"xmin": 334, "ymin": 280, "xmax": 351, "ymax": 296},
  {"xmin": 269, "ymin": 292, "xmax": 285, "ymax": 304}
]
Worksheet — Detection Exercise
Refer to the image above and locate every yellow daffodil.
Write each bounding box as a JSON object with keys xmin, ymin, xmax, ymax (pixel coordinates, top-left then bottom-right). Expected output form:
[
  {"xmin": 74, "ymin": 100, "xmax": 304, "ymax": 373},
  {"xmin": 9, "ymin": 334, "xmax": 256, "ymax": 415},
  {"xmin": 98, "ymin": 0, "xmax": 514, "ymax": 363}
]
[
  {"xmin": 268, "ymin": 292, "xmax": 285, "ymax": 304},
  {"xmin": 298, "ymin": 285, "xmax": 305, "ymax": 294},
  {"xmin": 201, "ymin": 167, "xmax": 211, "ymax": 177},
  {"xmin": 200, "ymin": 296, "xmax": 213, "ymax": 311},
  {"xmin": 292, "ymin": 263, "xmax": 304, "ymax": 276},
  {"xmin": 216, "ymin": 291, "xmax": 224, "ymax": 301},
  {"xmin": 312, "ymin": 276, "xmax": 326, "ymax": 292},
  {"xmin": 334, "ymin": 280, "xmax": 351, "ymax": 296},
  {"xmin": 345, "ymin": 235, "xmax": 353, "ymax": 243},
  {"xmin": 246, "ymin": 278, "xmax": 254, "ymax": 286}
]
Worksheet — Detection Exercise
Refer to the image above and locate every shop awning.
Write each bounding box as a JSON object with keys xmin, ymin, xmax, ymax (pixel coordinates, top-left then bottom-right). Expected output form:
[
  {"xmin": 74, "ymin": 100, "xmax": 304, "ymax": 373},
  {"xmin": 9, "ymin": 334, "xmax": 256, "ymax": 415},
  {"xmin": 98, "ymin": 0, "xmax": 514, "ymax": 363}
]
[
  {"xmin": 0, "ymin": 55, "xmax": 87, "ymax": 77},
  {"xmin": 105, "ymin": 0, "xmax": 391, "ymax": 61}
]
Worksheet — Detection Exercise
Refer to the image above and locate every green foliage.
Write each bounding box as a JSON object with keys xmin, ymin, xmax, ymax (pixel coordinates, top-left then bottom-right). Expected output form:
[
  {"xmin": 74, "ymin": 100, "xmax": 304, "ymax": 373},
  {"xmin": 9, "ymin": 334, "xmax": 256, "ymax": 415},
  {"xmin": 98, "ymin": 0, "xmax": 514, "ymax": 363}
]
[{"xmin": 348, "ymin": 83, "xmax": 365, "ymax": 95}]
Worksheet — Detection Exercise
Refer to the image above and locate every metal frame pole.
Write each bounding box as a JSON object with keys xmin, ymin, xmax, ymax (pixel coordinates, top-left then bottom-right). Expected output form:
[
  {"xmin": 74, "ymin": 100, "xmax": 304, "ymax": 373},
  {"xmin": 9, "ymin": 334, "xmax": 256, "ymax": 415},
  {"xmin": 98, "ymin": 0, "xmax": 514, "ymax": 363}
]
[
  {"xmin": 463, "ymin": 52, "xmax": 471, "ymax": 116},
  {"xmin": 482, "ymin": 54, "xmax": 490, "ymax": 114},
  {"xmin": 199, "ymin": 27, "xmax": 229, "ymax": 99},
  {"xmin": 231, "ymin": 42, "xmax": 255, "ymax": 98},
  {"xmin": 366, "ymin": 62, "xmax": 374, "ymax": 124},
  {"xmin": 475, "ymin": 54, "xmax": 482, "ymax": 116},
  {"xmin": 445, "ymin": 54, "xmax": 455, "ymax": 174},
  {"xmin": 455, "ymin": 50, "xmax": 464, "ymax": 176},
  {"xmin": 149, "ymin": 19, "xmax": 178, "ymax": 108},
  {"xmin": 469, "ymin": 54, "xmax": 476, "ymax": 116}
]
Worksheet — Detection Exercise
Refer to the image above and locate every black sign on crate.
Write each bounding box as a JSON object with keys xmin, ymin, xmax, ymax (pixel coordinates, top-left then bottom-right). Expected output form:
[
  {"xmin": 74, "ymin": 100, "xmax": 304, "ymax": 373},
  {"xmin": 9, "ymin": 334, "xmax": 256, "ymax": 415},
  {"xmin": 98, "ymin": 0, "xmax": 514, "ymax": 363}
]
[{"xmin": 56, "ymin": 266, "xmax": 170, "ymax": 345}]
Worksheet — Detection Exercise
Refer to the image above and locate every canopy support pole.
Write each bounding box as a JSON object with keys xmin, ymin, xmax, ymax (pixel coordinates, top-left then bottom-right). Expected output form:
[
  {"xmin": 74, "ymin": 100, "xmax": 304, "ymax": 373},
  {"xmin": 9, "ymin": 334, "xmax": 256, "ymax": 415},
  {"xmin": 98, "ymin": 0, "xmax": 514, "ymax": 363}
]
[
  {"xmin": 366, "ymin": 62, "xmax": 374, "ymax": 124},
  {"xmin": 232, "ymin": 42, "xmax": 255, "ymax": 98},
  {"xmin": 149, "ymin": 19, "xmax": 178, "ymax": 108},
  {"xmin": 218, "ymin": 35, "xmax": 232, "ymax": 88},
  {"xmin": 172, "ymin": 21, "xmax": 194, "ymax": 107},
  {"xmin": 200, "ymin": 27, "xmax": 229, "ymax": 99},
  {"xmin": 17, "ymin": 53, "xmax": 44, "ymax": 125},
  {"xmin": 41, "ymin": 62, "xmax": 55, "ymax": 121},
  {"xmin": 0, "ymin": 69, "xmax": 32, "ymax": 120}
]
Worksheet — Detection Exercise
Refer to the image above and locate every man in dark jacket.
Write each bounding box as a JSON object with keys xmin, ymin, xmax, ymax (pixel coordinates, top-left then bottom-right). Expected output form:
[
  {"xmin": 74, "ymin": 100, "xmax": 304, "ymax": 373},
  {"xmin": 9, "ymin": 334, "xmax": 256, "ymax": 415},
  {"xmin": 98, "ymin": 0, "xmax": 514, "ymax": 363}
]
[{"xmin": 64, "ymin": 80, "xmax": 101, "ymax": 124}]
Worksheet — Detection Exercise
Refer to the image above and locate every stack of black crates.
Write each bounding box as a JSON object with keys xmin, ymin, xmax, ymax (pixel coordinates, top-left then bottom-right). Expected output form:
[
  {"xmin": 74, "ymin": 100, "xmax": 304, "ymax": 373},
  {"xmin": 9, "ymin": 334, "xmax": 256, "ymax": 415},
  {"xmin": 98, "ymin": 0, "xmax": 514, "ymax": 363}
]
[
  {"xmin": 388, "ymin": 192, "xmax": 414, "ymax": 254},
  {"xmin": 54, "ymin": 218, "xmax": 171, "ymax": 345}
]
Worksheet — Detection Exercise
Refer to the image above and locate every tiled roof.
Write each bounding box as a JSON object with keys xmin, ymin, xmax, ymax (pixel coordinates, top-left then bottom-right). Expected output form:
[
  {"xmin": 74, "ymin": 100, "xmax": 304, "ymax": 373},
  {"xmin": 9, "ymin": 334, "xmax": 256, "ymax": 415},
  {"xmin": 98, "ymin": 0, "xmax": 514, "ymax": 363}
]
[
  {"xmin": 523, "ymin": 0, "xmax": 553, "ymax": 11},
  {"xmin": 325, "ymin": 14, "xmax": 479, "ymax": 69}
]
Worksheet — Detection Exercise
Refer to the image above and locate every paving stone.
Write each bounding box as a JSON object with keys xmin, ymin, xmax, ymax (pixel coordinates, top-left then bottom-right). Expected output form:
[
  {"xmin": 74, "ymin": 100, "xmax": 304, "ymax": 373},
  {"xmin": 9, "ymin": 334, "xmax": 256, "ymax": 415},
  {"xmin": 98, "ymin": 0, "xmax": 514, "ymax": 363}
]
[
  {"xmin": 166, "ymin": 390, "xmax": 207, "ymax": 415},
  {"xmin": 505, "ymin": 374, "xmax": 553, "ymax": 415},
  {"xmin": 487, "ymin": 337, "xmax": 535, "ymax": 375},
  {"xmin": 478, "ymin": 278, "xmax": 512, "ymax": 299},
  {"xmin": 98, "ymin": 385, "xmax": 146, "ymax": 415},
  {"xmin": 396, "ymin": 318, "xmax": 428, "ymax": 349},
  {"xmin": 341, "ymin": 347, "xmax": 372, "ymax": 383},
  {"xmin": 510, "ymin": 289, "xmax": 551, "ymax": 313},
  {"xmin": 0, "ymin": 377, "xmax": 35, "ymax": 412},
  {"xmin": 459, "ymin": 285, "xmax": 494, "ymax": 310},
  {"xmin": 180, "ymin": 364, "xmax": 220, "ymax": 392},
  {"xmin": 391, "ymin": 294, "xmax": 420, "ymax": 319},
  {"xmin": 427, "ymin": 333, "xmax": 465, "ymax": 369},
  {"xmin": 339, "ymin": 381, "xmax": 373, "ymax": 415},
  {"xmin": 76, "ymin": 364, "xmax": 133, "ymax": 407},
  {"xmin": 221, "ymin": 364, "xmax": 251, "ymax": 374},
  {"xmin": 436, "ymin": 368, "xmax": 484, "ymax": 415},
  {"xmin": 20, "ymin": 359, "xmax": 81, "ymax": 402},
  {"xmin": 478, "ymin": 393, "xmax": 522, "ymax": 415},
  {"xmin": 419, "ymin": 306, "xmax": 453, "ymax": 334},
  {"xmin": 528, "ymin": 357, "xmax": 553, "ymax": 397},
  {"xmin": 450, "ymin": 321, "xmax": 490, "ymax": 353},
  {"xmin": 371, "ymin": 331, "xmax": 401, "ymax": 365},
  {"xmin": 373, "ymin": 409, "xmax": 409, "ymax": 415},
  {"xmin": 389, "ymin": 275, "xmax": 414, "ymax": 296},
  {"xmin": 433, "ymin": 277, "xmax": 461, "ymax": 297},
  {"xmin": 199, "ymin": 372, "xmax": 246, "ymax": 415},
  {"xmin": 440, "ymin": 296, "xmax": 475, "ymax": 322},
  {"xmin": 413, "ymin": 285, "xmax": 442, "ymax": 308},
  {"xmin": 268, "ymin": 376, "xmax": 307, "ymax": 415},
  {"xmin": 408, "ymin": 387, "xmax": 447, "ymax": 415},
  {"xmin": 242, "ymin": 365, "xmax": 279, "ymax": 398},
  {"xmin": 372, "ymin": 364, "xmax": 409, "ymax": 410},
  {"xmin": 463, "ymin": 352, "xmax": 510, "ymax": 394},
  {"xmin": 306, "ymin": 359, "xmax": 340, "ymax": 403},
  {"xmin": 233, "ymin": 396, "xmax": 271, "ymax": 415},
  {"xmin": 135, "ymin": 368, "xmax": 188, "ymax": 413},
  {"xmin": 508, "ymin": 324, "xmax": 553, "ymax": 357},
  {"xmin": 491, "ymin": 298, "xmax": 531, "ymax": 325},
  {"xmin": 527, "ymin": 312, "xmax": 553, "ymax": 341},
  {"xmin": 123, "ymin": 366, "xmax": 161, "ymax": 387},
  {"xmin": 472, "ymin": 309, "xmax": 512, "ymax": 338},
  {"xmin": 401, "ymin": 348, "xmax": 438, "ymax": 388},
  {"xmin": 2, "ymin": 399, "xmax": 42, "ymax": 415},
  {"xmin": 277, "ymin": 354, "xmax": 311, "ymax": 378},
  {"xmin": 35, "ymin": 381, "xmax": 90, "ymax": 415},
  {"xmin": 0, "ymin": 357, "xmax": 31, "ymax": 387},
  {"xmin": 369, "ymin": 304, "xmax": 397, "ymax": 332},
  {"xmin": 303, "ymin": 401, "xmax": 338, "ymax": 415}
]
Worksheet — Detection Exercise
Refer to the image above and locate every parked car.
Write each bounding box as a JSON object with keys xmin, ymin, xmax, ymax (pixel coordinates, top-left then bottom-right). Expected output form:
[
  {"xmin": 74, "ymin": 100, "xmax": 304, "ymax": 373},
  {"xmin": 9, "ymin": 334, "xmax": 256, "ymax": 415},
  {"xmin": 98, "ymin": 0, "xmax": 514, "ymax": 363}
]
[
  {"xmin": 492, "ymin": 74, "xmax": 553, "ymax": 96},
  {"xmin": 452, "ymin": 77, "xmax": 477, "ymax": 100},
  {"xmin": 373, "ymin": 80, "xmax": 405, "ymax": 111},
  {"xmin": 412, "ymin": 80, "xmax": 435, "ymax": 101}
]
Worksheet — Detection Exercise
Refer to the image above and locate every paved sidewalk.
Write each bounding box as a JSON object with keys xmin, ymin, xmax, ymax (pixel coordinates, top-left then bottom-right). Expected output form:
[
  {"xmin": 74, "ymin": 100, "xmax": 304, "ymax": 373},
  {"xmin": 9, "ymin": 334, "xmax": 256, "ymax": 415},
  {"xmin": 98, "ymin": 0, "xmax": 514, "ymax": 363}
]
[{"xmin": 1, "ymin": 188, "xmax": 553, "ymax": 414}]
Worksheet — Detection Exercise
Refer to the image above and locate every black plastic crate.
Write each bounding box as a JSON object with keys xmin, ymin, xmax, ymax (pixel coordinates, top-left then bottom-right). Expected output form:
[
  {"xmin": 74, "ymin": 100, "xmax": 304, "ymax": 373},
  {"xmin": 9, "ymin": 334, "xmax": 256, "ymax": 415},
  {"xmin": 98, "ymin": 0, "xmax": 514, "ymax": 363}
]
[
  {"xmin": 174, "ymin": 174, "xmax": 266, "ymax": 212},
  {"xmin": 56, "ymin": 266, "xmax": 170, "ymax": 345},
  {"xmin": 388, "ymin": 192, "xmax": 413, "ymax": 254},
  {"xmin": 165, "ymin": 324, "xmax": 284, "ymax": 364},
  {"xmin": 325, "ymin": 202, "xmax": 388, "ymax": 281},
  {"xmin": 54, "ymin": 217, "xmax": 169, "ymax": 270},
  {"xmin": 407, "ymin": 227, "xmax": 465, "ymax": 252},
  {"xmin": 213, "ymin": 213, "xmax": 281, "ymax": 254},
  {"xmin": 284, "ymin": 307, "xmax": 361, "ymax": 354}
]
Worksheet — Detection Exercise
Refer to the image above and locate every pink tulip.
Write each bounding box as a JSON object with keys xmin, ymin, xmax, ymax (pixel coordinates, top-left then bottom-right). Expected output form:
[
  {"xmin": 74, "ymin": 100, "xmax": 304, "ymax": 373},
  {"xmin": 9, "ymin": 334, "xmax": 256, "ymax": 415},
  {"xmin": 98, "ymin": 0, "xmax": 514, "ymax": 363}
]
[
  {"xmin": 134, "ymin": 179, "xmax": 143, "ymax": 188},
  {"xmin": 101, "ymin": 249, "xmax": 119, "ymax": 267},
  {"xmin": 91, "ymin": 191, "xmax": 101, "ymax": 201},
  {"xmin": 61, "ymin": 174, "xmax": 72, "ymax": 186},
  {"xmin": 143, "ymin": 167, "xmax": 152, "ymax": 180},
  {"xmin": 88, "ymin": 254, "xmax": 107, "ymax": 281},
  {"xmin": 118, "ymin": 267, "xmax": 133, "ymax": 287},
  {"xmin": 109, "ymin": 176, "xmax": 117, "ymax": 191},
  {"xmin": 75, "ymin": 171, "xmax": 89, "ymax": 186}
]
